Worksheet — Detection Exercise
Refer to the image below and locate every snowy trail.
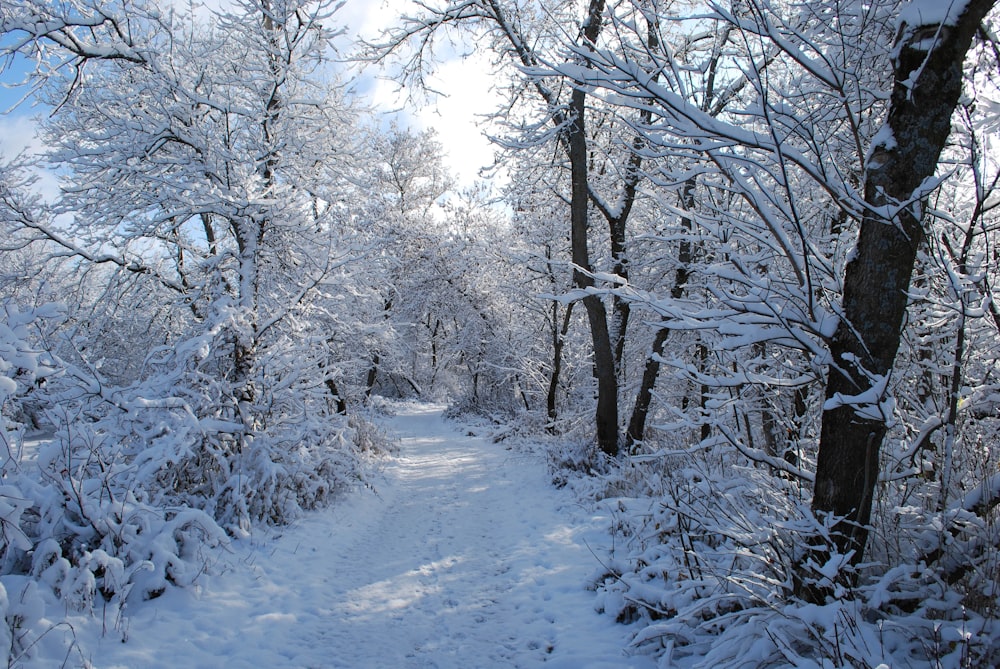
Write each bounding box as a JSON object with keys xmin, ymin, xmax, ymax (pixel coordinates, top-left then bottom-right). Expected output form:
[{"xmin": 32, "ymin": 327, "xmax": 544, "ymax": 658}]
[{"xmin": 80, "ymin": 404, "xmax": 654, "ymax": 668}]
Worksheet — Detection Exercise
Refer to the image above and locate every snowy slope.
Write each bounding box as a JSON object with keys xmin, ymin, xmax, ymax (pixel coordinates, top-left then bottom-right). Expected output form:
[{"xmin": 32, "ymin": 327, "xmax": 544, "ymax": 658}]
[{"xmin": 64, "ymin": 403, "xmax": 653, "ymax": 668}]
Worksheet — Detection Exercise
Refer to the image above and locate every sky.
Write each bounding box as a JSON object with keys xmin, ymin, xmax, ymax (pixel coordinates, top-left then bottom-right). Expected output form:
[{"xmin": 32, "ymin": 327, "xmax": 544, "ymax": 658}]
[
  {"xmin": 335, "ymin": 0, "xmax": 503, "ymax": 186},
  {"xmin": 0, "ymin": 0, "xmax": 501, "ymax": 191},
  {"xmin": 0, "ymin": 33, "xmax": 48, "ymax": 160}
]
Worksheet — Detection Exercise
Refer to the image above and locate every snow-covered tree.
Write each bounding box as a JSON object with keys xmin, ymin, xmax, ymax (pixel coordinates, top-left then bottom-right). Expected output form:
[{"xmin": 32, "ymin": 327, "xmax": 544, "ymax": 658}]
[
  {"xmin": 371, "ymin": 0, "xmax": 691, "ymax": 456},
  {"xmin": 526, "ymin": 0, "xmax": 1000, "ymax": 663},
  {"xmin": 0, "ymin": 3, "xmax": 393, "ymax": 634}
]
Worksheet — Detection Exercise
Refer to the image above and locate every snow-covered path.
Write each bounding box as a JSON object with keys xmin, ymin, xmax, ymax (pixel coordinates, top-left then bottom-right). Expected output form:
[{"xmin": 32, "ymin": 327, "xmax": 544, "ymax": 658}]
[{"xmin": 79, "ymin": 404, "xmax": 654, "ymax": 668}]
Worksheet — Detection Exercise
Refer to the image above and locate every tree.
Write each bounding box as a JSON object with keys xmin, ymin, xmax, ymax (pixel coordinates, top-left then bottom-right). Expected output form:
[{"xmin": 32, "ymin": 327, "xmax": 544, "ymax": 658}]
[
  {"xmin": 529, "ymin": 1, "xmax": 1000, "ymax": 624},
  {"xmin": 351, "ymin": 123, "xmax": 454, "ymax": 399},
  {"xmin": 812, "ymin": 0, "xmax": 999, "ymax": 569},
  {"xmin": 566, "ymin": 0, "xmax": 620, "ymax": 455},
  {"xmin": 372, "ymin": 0, "xmax": 695, "ymax": 456},
  {"xmin": 542, "ymin": 0, "xmax": 998, "ymax": 559},
  {"xmin": 1, "ymin": 0, "xmax": 373, "ymax": 530}
]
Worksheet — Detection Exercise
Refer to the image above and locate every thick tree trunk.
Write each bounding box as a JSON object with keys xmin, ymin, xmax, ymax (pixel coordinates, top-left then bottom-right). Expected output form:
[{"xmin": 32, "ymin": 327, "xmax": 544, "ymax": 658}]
[{"xmin": 811, "ymin": 0, "xmax": 996, "ymax": 569}]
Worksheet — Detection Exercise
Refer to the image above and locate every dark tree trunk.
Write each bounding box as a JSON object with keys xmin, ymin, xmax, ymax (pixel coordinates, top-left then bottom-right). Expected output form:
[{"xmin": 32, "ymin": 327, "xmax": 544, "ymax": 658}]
[
  {"xmin": 365, "ymin": 298, "xmax": 392, "ymax": 399},
  {"xmin": 626, "ymin": 178, "xmax": 695, "ymax": 448},
  {"xmin": 626, "ymin": 327, "xmax": 669, "ymax": 449},
  {"xmin": 364, "ymin": 352, "xmax": 380, "ymax": 399},
  {"xmin": 474, "ymin": 0, "xmax": 619, "ymax": 454},
  {"xmin": 609, "ymin": 219, "xmax": 630, "ymax": 380},
  {"xmin": 428, "ymin": 316, "xmax": 441, "ymax": 384},
  {"xmin": 697, "ymin": 342, "xmax": 710, "ymax": 442},
  {"xmin": 567, "ymin": 0, "xmax": 619, "ymax": 457},
  {"xmin": 546, "ymin": 301, "xmax": 574, "ymax": 429},
  {"xmin": 601, "ymin": 12, "xmax": 659, "ymax": 384},
  {"xmin": 811, "ymin": 0, "xmax": 996, "ymax": 570},
  {"xmin": 325, "ymin": 377, "xmax": 348, "ymax": 415},
  {"xmin": 570, "ymin": 86, "xmax": 619, "ymax": 456}
]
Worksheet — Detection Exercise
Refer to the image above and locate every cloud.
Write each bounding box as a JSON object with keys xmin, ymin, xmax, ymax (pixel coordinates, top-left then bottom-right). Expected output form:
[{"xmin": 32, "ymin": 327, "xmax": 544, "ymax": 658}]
[
  {"xmin": 412, "ymin": 54, "xmax": 500, "ymax": 183},
  {"xmin": 336, "ymin": 0, "xmax": 502, "ymax": 188},
  {"xmin": 0, "ymin": 113, "xmax": 42, "ymax": 158},
  {"xmin": 0, "ymin": 0, "xmax": 502, "ymax": 194},
  {"xmin": 0, "ymin": 114, "xmax": 61, "ymax": 202}
]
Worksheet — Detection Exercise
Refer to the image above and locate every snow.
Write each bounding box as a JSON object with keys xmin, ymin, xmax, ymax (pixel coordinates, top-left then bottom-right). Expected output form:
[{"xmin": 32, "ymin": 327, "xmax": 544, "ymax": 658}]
[
  {"xmin": 59, "ymin": 403, "xmax": 654, "ymax": 669},
  {"xmin": 897, "ymin": 0, "xmax": 971, "ymax": 30},
  {"xmin": 865, "ymin": 124, "xmax": 896, "ymax": 170},
  {"xmin": 822, "ymin": 364, "xmax": 894, "ymax": 422}
]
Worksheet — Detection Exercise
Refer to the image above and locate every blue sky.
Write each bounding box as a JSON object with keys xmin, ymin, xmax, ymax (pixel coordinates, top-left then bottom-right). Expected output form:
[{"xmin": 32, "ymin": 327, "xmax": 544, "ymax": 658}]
[
  {"xmin": 0, "ymin": 37, "xmax": 61, "ymax": 200},
  {"xmin": 1, "ymin": 29, "xmax": 59, "ymax": 171},
  {"xmin": 337, "ymin": 0, "xmax": 500, "ymax": 186}
]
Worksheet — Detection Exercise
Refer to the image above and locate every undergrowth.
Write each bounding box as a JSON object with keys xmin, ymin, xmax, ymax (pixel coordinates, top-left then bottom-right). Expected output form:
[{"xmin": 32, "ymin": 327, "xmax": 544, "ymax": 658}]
[
  {"xmin": 571, "ymin": 445, "xmax": 1000, "ymax": 668},
  {"xmin": 0, "ymin": 303, "xmax": 394, "ymax": 665}
]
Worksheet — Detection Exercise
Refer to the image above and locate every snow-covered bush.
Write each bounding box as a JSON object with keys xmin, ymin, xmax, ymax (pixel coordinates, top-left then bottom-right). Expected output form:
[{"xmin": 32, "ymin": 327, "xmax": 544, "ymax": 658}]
[
  {"xmin": 0, "ymin": 304, "xmax": 93, "ymax": 660},
  {"xmin": 0, "ymin": 293, "xmax": 392, "ymax": 664},
  {"xmin": 41, "ymin": 307, "xmax": 372, "ymax": 531},
  {"xmin": 0, "ymin": 304, "xmax": 57, "ymax": 576},
  {"xmin": 30, "ymin": 410, "xmax": 232, "ymax": 603},
  {"xmin": 0, "ymin": 302, "xmax": 60, "ymax": 455},
  {"xmin": 587, "ymin": 450, "xmax": 1000, "ymax": 667}
]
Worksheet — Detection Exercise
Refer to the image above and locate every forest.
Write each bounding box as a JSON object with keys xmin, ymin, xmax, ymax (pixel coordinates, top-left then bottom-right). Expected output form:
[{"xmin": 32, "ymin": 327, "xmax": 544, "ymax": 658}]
[{"xmin": 1, "ymin": 0, "xmax": 999, "ymax": 666}]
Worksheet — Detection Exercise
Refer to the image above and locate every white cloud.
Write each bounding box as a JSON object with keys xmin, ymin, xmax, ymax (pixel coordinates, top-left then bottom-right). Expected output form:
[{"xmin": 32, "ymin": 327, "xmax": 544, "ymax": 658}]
[
  {"xmin": 0, "ymin": 114, "xmax": 40, "ymax": 158},
  {"xmin": 412, "ymin": 54, "xmax": 500, "ymax": 184},
  {"xmin": 336, "ymin": 0, "xmax": 503, "ymax": 189},
  {"xmin": 336, "ymin": 0, "xmax": 399, "ymax": 40},
  {"xmin": 0, "ymin": 0, "xmax": 502, "ymax": 194},
  {"xmin": 0, "ymin": 113, "xmax": 61, "ymax": 202}
]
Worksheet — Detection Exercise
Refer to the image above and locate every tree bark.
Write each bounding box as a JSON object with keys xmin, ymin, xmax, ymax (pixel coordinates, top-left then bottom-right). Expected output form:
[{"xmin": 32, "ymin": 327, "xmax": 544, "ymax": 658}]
[
  {"xmin": 567, "ymin": 0, "xmax": 619, "ymax": 457},
  {"xmin": 811, "ymin": 0, "xmax": 996, "ymax": 568},
  {"xmin": 570, "ymin": 85, "xmax": 619, "ymax": 456},
  {"xmin": 626, "ymin": 178, "xmax": 694, "ymax": 448},
  {"xmin": 546, "ymin": 300, "xmax": 574, "ymax": 428}
]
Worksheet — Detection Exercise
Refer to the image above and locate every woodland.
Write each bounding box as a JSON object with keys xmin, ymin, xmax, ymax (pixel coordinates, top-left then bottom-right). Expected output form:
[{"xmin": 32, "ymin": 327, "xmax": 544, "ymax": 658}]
[{"xmin": 0, "ymin": 0, "xmax": 999, "ymax": 666}]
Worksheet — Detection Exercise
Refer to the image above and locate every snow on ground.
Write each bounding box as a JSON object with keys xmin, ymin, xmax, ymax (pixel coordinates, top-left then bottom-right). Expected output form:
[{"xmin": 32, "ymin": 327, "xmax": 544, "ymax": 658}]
[{"xmin": 63, "ymin": 403, "xmax": 654, "ymax": 668}]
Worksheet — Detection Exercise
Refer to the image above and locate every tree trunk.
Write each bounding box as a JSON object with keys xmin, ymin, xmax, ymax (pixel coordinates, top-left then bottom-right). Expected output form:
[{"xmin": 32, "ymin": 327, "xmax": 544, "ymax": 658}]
[
  {"xmin": 810, "ymin": 0, "xmax": 996, "ymax": 570},
  {"xmin": 602, "ymin": 12, "xmax": 659, "ymax": 384},
  {"xmin": 568, "ymin": 0, "xmax": 619, "ymax": 457},
  {"xmin": 697, "ymin": 341, "xmax": 710, "ymax": 442},
  {"xmin": 626, "ymin": 178, "xmax": 695, "ymax": 448},
  {"xmin": 569, "ymin": 83, "xmax": 619, "ymax": 456},
  {"xmin": 546, "ymin": 301, "xmax": 574, "ymax": 429},
  {"xmin": 626, "ymin": 327, "xmax": 669, "ymax": 449},
  {"xmin": 365, "ymin": 352, "xmax": 380, "ymax": 399},
  {"xmin": 609, "ymin": 221, "xmax": 630, "ymax": 380},
  {"xmin": 325, "ymin": 377, "xmax": 348, "ymax": 415},
  {"xmin": 365, "ymin": 298, "xmax": 392, "ymax": 398}
]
